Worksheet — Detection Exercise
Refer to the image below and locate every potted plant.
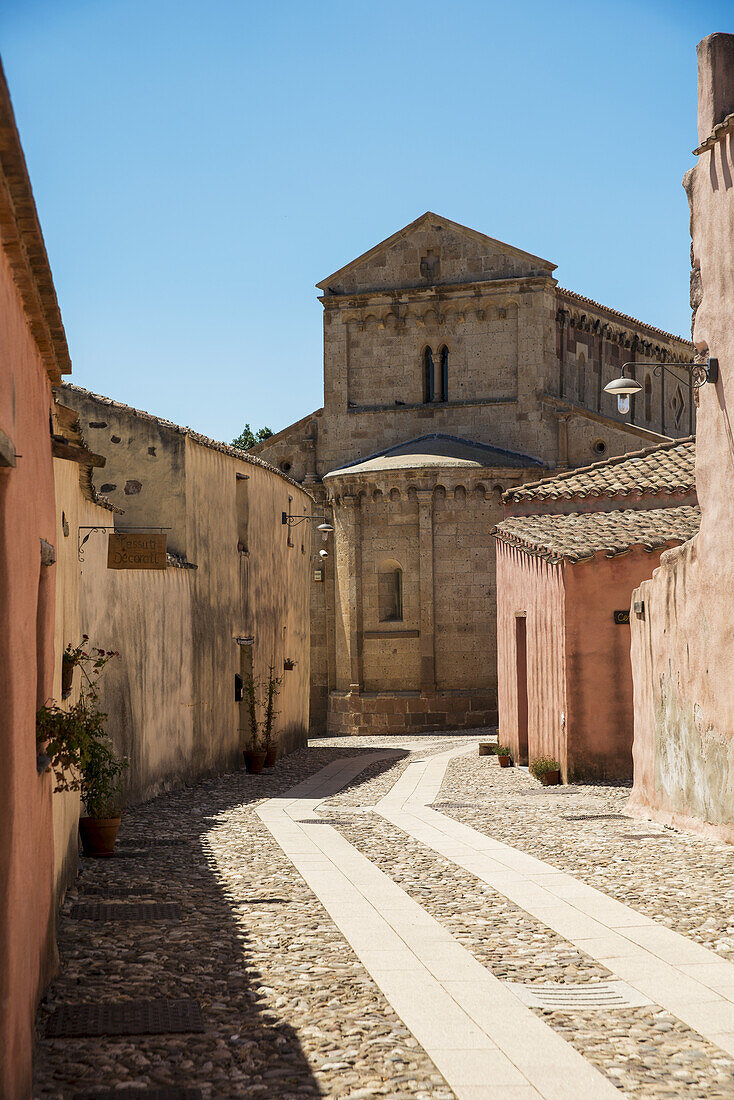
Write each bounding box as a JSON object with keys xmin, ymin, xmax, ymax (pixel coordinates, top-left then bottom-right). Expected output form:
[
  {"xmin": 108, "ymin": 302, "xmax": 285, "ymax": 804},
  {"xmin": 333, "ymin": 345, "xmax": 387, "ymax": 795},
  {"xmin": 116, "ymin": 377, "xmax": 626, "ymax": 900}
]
[
  {"xmin": 496, "ymin": 745, "xmax": 512, "ymax": 768},
  {"xmin": 262, "ymin": 666, "xmax": 282, "ymax": 768},
  {"xmin": 37, "ymin": 641, "xmax": 128, "ymax": 856},
  {"xmin": 243, "ymin": 675, "xmax": 267, "ymax": 774},
  {"xmin": 61, "ymin": 637, "xmax": 87, "ymax": 699},
  {"xmin": 530, "ymin": 756, "xmax": 561, "ymax": 786}
]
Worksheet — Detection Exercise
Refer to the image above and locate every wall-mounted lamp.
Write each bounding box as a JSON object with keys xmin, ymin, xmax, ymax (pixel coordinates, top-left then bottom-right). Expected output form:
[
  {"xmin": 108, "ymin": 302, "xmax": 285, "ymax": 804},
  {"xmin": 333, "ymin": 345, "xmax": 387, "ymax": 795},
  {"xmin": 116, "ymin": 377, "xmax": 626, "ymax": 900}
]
[
  {"xmin": 281, "ymin": 511, "xmax": 334, "ymax": 538},
  {"xmin": 319, "ymin": 548, "xmax": 329, "ymax": 558},
  {"xmin": 604, "ymin": 358, "xmax": 718, "ymax": 416}
]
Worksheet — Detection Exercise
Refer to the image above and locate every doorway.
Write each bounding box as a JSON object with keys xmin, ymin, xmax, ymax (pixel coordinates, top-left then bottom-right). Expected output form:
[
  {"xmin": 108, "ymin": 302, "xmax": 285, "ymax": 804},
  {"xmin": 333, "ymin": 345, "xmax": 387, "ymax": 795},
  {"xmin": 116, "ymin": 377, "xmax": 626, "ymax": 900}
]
[{"xmin": 515, "ymin": 615, "xmax": 529, "ymax": 766}]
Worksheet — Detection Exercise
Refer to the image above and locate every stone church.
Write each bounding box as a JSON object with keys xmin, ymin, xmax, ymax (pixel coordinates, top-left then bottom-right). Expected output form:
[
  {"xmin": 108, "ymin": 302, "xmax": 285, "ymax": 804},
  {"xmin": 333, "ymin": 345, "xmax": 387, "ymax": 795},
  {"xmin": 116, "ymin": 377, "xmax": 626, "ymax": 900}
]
[{"xmin": 254, "ymin": 212, "xmax": 693, "ymax": 736}]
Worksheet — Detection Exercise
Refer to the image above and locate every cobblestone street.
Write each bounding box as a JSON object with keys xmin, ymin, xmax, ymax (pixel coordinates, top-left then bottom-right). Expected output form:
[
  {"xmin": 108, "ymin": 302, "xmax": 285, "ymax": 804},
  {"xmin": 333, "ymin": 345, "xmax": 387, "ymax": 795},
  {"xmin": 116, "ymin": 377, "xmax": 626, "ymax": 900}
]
[{"xmin": 35, "ymin": 735, "xmax": 734, "ymax": 1099}]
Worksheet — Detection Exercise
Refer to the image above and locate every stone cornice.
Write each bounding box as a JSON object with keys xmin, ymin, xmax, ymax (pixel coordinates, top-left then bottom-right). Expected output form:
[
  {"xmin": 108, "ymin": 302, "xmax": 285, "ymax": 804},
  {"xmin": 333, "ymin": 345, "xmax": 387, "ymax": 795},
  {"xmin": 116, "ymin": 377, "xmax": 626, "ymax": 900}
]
[
  {"xmin": 325, "ymin": 461, "xmax": 546, "ymax": 505},
  {"xmin": 556, "ymin": 288, "xmax": 691, "ymax": 349},
  {"xmin": 319, "ymin": 275, "xmax": 555, "ymax": 311}
]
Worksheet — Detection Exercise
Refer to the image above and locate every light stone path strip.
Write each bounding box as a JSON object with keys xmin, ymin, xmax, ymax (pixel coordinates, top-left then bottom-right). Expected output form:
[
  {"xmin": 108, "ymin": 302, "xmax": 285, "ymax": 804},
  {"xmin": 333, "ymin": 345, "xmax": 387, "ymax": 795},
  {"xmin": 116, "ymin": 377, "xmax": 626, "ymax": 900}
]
[
  {"xmin": 376, "ymin": 743, "xmax": 734, "ymax": 1060},
  {"xmin": 257, "ymin": 753, "xmax": 620, "ymax": 1100}
]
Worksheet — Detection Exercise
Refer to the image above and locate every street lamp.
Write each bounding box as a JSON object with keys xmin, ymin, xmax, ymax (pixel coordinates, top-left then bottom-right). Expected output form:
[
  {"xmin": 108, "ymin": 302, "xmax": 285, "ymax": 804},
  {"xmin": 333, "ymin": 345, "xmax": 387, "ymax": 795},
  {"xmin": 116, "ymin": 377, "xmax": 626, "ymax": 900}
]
[{"xmin": 604, "ymin": 358, "xmax": 718, "ymax": 416}]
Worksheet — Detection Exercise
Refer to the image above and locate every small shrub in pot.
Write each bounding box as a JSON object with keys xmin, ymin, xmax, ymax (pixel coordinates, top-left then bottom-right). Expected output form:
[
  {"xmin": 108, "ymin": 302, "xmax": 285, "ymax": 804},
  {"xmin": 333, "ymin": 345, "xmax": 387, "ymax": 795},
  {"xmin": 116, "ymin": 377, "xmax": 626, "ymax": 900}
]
[
  {"xmin": 495, "ymin": 745, "xmax": 512, "ymax": 767},
  {"xmin": 529, "ymin": 756, "xmax": 561, "ymax": 785}
]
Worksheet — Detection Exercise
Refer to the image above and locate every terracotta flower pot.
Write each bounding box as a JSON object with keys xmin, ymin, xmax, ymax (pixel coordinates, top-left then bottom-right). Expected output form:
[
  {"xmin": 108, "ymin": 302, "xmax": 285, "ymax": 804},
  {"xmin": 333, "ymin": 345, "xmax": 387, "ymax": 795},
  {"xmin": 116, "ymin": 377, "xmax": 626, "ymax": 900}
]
[
  {"xmin": 497, "ymin": 755, "xmax": 512, "ymax": 768},
  {"xmin": 79, "ymin": 816, "xmax": 121, "ymax": 858},
  {"xmin": 61, "ymin": 657, "xmax": 75, "ymax": 699},
  {"xmin": 264, "ymin": 746, "xmax": 279, "ymax": 768},
  {"xmin": 540, "ymin": 770, "xmax": 561, "ymax": 786},
  {"xmin": 244, "ymin": 750, "xmax": 267, "ymax": 774}
]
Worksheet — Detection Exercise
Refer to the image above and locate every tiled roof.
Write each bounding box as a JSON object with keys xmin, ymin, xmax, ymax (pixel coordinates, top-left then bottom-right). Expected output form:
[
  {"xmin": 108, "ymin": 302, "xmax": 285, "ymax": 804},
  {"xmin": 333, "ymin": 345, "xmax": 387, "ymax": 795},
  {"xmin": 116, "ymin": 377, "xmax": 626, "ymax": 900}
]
[
  {"xmin": 693, "ymin": 111, "xmax": 734, "ymax": 155},
  {"xmin": 503, "ymin": 438, "xmax": 695, "ymax": 504},
  {"xmin": 493, "ymin": 505, "xmax": 700, "ymax": 564},
  {"xmin": 61, "ymin": 385, "xmax": 313, "ymax": 497},
  {"xmin": 557, "ymin": 288, "xmax": 691, "ymax": 345}
]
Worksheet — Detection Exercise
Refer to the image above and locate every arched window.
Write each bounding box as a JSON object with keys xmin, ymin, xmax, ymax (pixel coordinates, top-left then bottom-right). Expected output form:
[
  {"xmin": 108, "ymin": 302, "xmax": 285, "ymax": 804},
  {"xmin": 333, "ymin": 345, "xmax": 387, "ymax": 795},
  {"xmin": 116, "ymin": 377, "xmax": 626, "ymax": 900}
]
[
  {"xmin": 423, "ymin": 348, "xmax": 434, "ymax": 403},
  {"xmin": 378, "ymin": 561, "xmax": 403, "ymax": 622},
  {"xmin": 577, "ymin": 354, "xmax": 586, "ymax": 403},
  {"xmin": 644, "ymin": 374, "xmax": 652, "ymax": 422},
  {"xmin": 439, "ymin": 346, "xmax": 449, "ymax": 402}
]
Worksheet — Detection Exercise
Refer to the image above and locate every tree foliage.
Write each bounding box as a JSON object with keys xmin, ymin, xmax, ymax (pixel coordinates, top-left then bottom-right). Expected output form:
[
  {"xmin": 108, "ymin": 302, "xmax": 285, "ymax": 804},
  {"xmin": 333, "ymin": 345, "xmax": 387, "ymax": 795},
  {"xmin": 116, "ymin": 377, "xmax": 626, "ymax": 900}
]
[{"xmin": 231, "ymin": 423, "xmax": 273, "ymax": 450}]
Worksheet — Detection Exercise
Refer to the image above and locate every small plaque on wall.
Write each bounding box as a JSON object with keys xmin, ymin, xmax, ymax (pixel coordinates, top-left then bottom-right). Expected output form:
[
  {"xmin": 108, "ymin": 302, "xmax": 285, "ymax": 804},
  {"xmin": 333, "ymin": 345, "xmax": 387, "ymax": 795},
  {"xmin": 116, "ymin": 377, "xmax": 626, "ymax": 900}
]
[
  {"xmin": 108, "ymin": 532, "xmax": 167, "ymax": 570},
  {"xmin": 613, "ymin": 609, "xmax": 630, "ymax": 625}
]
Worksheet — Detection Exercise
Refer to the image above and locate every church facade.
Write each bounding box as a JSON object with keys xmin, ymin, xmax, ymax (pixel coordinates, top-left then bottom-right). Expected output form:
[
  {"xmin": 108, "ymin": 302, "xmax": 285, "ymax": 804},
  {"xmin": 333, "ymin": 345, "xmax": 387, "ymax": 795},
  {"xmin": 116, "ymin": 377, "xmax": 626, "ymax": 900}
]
[{"xmin": 254, "ymin": 213, "xmax": 693, "ymax": 736}]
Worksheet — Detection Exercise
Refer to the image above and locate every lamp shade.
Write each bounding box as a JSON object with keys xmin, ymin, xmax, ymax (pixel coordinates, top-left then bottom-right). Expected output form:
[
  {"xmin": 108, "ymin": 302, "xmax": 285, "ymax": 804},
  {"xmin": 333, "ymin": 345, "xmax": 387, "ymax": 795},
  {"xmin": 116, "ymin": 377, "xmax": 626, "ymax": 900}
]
[{"xmin": 604, "ymin": 376, "xmax": 643, "ymax": 397}]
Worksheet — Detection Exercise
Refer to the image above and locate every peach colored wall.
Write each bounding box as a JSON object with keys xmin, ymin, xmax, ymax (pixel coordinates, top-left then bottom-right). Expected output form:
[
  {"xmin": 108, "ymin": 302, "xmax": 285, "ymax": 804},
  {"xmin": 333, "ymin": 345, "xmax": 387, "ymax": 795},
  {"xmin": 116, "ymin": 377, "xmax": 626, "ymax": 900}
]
[
  {"xmin": 629, "ymin": 35, "xmax": 734, "ymax": 839},
  {"xmin": 496, "ymin": 544, "xmax": 567, "ymax": 772},
  {"xmin": 565, "ymin": 548, "xmax": 668, "ymax": 781},
  {"xmin": 497, "ymin": 541, "xmax": 670, "ymax": 782},
  {"xmin": 0, "ymin": 243, "xmax": 57, "ymax": 1099}
]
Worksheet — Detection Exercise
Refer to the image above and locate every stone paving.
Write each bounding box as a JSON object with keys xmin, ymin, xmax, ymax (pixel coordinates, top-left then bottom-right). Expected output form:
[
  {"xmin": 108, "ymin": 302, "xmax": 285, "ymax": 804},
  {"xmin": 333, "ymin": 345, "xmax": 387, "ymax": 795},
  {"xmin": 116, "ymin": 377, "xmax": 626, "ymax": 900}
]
[{"xmin": 33, "ymin": 733, "xmax": 734, "ymax": 1098}]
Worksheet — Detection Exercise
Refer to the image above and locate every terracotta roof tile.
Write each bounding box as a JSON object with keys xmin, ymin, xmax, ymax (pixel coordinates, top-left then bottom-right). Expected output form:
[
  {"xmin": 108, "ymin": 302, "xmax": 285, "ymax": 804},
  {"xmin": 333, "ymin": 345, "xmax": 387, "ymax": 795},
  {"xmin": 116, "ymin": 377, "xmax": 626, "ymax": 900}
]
[
  {"xmin": 493, "ymin": 505, "xmax": 700, "ymax": 564},
  {"xmin": 503, "ymin": 438, "xmax": 695, "ymax": 504},
  {"xmin": 557, "ymin": 288, "xmax": 691, "ymax": 345}
]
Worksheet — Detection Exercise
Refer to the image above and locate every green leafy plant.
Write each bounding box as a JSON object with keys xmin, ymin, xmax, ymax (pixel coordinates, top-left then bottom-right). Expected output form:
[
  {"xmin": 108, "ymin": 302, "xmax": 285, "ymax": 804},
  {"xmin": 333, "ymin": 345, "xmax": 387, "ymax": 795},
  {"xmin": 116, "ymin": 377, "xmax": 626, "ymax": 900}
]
[
  {"xmin": 495, "ymin": 745, "xmax": 512, "ymax": 758},
  {"xmin": 529, "ymin": 756, "xmax": 560, "ymax": 780},
  {"xmin": 244, "ymin": 667, "xmax": 282, "ymax": 751},
  {"xmin": 36, "ymin": 638, "xmax": 128, "ymax": 818},
  {"xmin": 263, "ymin": 666, "xmax": 282, "ymax": 750},
  {"xmin": 231, "ymin": 424, "xmax": 273, "ymax": 450},
  {"xmin": 244, "ymin": 674, "xmax": 261, "ymax": 751}
]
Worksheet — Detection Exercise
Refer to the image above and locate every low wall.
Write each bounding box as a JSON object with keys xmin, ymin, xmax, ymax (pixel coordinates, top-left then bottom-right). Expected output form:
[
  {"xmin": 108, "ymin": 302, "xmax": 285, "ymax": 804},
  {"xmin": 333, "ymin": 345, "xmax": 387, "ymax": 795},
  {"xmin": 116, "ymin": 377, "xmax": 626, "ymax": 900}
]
[{"xmin": 327, "ymin": 689, "xmax": 497, "ymax": 735}]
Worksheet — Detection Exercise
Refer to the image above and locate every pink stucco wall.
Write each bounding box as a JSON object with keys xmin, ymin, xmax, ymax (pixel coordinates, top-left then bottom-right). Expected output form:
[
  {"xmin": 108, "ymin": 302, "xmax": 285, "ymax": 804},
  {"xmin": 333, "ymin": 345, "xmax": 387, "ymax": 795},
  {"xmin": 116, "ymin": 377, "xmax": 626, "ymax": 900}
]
[
  {"xmin": 629, "ymin": 35, "xmax": 734, "ymax": 840},
  {"xmin": 0, "ymin": 241, "xmax": 57, "ymax": 1098},
  {"xmin": 497, "ymin": 541, "xmax": 672, "ymax": 782},
  {"xmin": 496, "ymin": 543, "xmax": 567, "ymax": 773}
]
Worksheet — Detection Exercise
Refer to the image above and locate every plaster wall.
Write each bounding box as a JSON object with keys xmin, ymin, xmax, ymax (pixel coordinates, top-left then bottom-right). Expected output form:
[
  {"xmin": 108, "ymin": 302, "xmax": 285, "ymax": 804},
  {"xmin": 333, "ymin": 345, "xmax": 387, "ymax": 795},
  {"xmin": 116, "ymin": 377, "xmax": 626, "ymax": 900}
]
[
  {"xmin": 50, "ymin": 459, "xmax": 112, "ymax": 905},
  {"xmin": 0, "ymin": 242, "xmax": 57, "ymax": 1100},
  {"xmin": 60, "ymin": 388, "xmax": 313, "ymax": 803},
  {"xmin": 564, "ymin": 548, "xmax": 668, "ymax": 782},
  {"xmin": 629, "ymin": 34, "xmax": 734, "ymax": 839},
  {"xmin": 496, "ymin": 544, "xmax": 567, "ymax": 772}
]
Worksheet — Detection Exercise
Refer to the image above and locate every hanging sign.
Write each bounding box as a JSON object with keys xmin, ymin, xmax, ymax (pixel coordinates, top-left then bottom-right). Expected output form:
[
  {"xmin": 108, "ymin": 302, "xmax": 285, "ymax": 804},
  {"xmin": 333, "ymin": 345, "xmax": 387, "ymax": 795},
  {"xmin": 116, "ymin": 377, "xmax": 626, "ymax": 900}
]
[
  {"xmin": 613, "ymin": 609, "xmax": 630, "ymax": 625},
  {"xmin": 107, "ymin": 532, "xmax": 167, "ymax": 570}
]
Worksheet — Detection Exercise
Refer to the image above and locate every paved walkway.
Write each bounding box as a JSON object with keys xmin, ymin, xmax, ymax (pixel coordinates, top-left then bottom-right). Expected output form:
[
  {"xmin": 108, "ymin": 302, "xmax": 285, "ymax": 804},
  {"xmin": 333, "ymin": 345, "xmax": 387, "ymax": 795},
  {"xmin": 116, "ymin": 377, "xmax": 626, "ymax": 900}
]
[
  {"xmin": 35, "ymin": 734, "xmax": 734, "ymax": 1098},
  {"xmin": 258, "ymin": 749, "xmax": 618, "ymax": 1099}
]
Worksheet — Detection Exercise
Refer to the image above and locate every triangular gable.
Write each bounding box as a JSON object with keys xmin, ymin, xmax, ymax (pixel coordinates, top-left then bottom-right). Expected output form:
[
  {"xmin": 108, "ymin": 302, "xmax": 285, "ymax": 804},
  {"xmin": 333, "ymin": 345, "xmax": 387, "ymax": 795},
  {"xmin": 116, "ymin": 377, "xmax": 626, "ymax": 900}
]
[{"xmin": 317, "ymin": 212, "xmax": 556, "ymax": 296}]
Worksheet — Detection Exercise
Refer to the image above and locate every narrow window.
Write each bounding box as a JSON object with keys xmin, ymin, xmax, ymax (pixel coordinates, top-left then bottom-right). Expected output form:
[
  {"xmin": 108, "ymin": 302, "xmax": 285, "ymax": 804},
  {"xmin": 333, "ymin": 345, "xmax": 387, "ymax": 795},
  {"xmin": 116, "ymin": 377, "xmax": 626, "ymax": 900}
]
[
  {"xmin": 644, "ymin": 374, "xmax": 652, "ymax": 422},
  {"xmin": 236, "ymin": 473, "xmax": 249, "ymax": 551},
  {"xmin": 378, "ymin": 566, "xmax": 403, "ymax": 622},
  {"xmin": 423, "ymin": 348, "xmax": 434, "ymax": 403},
  {"xmin": 439, "ymin": 346, "xmax": 449, "ymax": 402}
]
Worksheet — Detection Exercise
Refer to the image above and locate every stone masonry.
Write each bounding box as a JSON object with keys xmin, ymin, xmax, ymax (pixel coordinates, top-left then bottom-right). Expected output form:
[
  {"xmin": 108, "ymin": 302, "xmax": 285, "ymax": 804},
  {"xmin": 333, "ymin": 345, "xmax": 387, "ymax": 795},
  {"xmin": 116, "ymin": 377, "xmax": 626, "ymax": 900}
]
[{"xmin": 254, "ymin": 212, "xmax": 694, "ymax": 735}]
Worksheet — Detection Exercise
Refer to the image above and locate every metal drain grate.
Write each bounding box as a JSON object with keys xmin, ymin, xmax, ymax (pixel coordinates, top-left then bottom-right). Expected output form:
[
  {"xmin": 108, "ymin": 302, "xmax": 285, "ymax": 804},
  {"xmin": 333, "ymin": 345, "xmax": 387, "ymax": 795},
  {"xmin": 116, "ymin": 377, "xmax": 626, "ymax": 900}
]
[
  {"xmin": 70, "ymin": 903, "xmax": 182, "ymax": 922},
  {"xmin": 295, "ymin": 818, "xmax": 356, "ymax": 825},
  {"xmin": 75, "ymin": 1089, "xmax": 203, "ymax": 1100},
  {"xmin": 506, "ymin": 980, "xmax": 652, "ymax": 1010},
  {"xmin": 620, "ymin": 832, "xmax": 670, "ymax": 840},
  {"xmin": 46, "ymin": 998, "xmax": 204, "ymax": 1037},
  {"xmin": 431, "ymin": 801, "xmax": 489, "ymax": 810},
  {"xmin": 124, "ymin": 837, "xmax": 196, "ymax": 847},
  {"xmin": 243, "ymin": 897, "xmax": 291, "ymax": 904},
  {"xmin": 77, "ymin": 884, "xmax": 156, "ymax": 898},
  {"xmin": 561, "ymin": 813, "xmax": 628, "ymax": 821}
]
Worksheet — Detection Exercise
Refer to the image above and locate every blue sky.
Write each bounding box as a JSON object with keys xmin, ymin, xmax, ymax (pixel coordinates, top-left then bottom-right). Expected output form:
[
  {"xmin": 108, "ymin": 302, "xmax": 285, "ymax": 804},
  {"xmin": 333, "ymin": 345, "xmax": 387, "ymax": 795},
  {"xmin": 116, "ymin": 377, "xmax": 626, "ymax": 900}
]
[{"xmin": 1, "ymin": 1, "xmax": 730, "ymax": 442}]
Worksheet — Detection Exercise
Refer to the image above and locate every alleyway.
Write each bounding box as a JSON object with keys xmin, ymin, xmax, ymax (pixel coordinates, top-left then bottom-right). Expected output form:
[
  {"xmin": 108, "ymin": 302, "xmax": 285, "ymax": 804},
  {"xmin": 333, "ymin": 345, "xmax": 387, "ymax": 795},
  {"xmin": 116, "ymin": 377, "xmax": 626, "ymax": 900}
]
[{"xmin": 35, "ymin": 736, "xmax": 734, "ymax": 1100}]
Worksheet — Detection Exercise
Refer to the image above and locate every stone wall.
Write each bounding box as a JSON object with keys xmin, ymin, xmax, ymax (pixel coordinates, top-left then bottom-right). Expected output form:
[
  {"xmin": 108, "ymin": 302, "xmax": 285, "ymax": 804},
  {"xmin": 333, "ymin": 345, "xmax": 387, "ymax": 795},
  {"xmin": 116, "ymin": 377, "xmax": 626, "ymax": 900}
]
[
  {"xmin": 628, "ymin": 34, "xmax": 734, "ymax": 841},
  {"xmin": 255, "ymin": 211, "xmax": 693, "ymax": 737}
]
